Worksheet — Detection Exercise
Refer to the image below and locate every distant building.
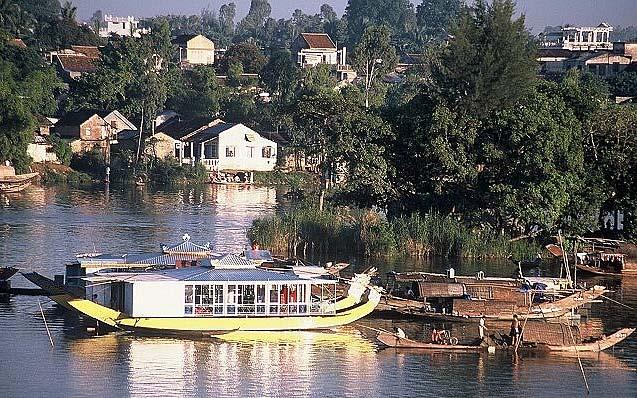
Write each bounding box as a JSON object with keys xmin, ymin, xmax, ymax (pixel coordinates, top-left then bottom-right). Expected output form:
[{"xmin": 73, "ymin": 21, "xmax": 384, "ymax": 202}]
[
  {"xmin": 27, "ymin": 116, "xmax": 57, "ymax": 163},
  {"xmin": 173, "ymin": 34, "xmax": 215, "ymax": 66},
  {"xmin": 54, "ymin": 110, "xmax": 135, "ymax": 159},
  {"xmin": 8, "ymin": 38, "xmax": 26, "ymax": 48},
  {"xmin": 50, "ymin": 45, "xmax": 101, "ymax": 80},
  {"xmin": 99, "ymin": 15, "xmax": 149, "ymax": 38},
  {"xmin": 293, "ymin": 33, "xmax": 346, "ymax": 68},
  {"xmin": 565, "ymin": 51, "xmax": 632, "ymax": 77},
  {"xmin": 539, "ymin": 23, "xmax": 613, "ymax": 51}
]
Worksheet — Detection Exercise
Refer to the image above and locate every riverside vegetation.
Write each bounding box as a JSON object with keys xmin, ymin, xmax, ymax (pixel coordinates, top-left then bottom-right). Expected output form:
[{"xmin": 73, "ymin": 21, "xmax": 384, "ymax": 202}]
[
  {"xmin": 3, "ymin": 1, "xmax": 637, "ymax": 261},
  {"xmin": 249, "ymin": 205, "xmax": 539, "ymax": 260}
]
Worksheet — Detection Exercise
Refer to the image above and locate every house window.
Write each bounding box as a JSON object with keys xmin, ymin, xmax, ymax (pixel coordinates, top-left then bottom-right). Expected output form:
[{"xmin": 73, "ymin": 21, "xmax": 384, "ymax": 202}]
[
  {"xmin": 174, "ymin": 143, "xmax": 181, "ymax": 159},
  {"xmin": 226, "ymin": 146, "xmax": 236, "ymax": 157},
  {"xmin": 246, "ymin": 146, "xmax": 255, "ymax": 158},
  {"xmin": 204, "ymin": 142, "xmax": 218, "ymax": 158},
  {"xmin": 110, "ymin": 120, "xmax": 118, "ymax": 129},
  {"xmin": 262, "ymin": 146, "xmax": 273, "ymax": 158}
]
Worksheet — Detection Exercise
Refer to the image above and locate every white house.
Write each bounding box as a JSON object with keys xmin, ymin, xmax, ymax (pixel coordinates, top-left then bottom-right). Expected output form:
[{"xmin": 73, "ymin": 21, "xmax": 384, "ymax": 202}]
[
  {"xmin": 99, "ymin": 15, "xmax": 149, "ymax": 38},
  {"xmin": 293, "ymin": 33, "xmax": 346, "ymax": 68},
  {"xmin": 173, "ymin": 34, "xmax": 215, "ymax": 66},
  {"xmin": 539, "ymin": 23, "xmax": 613, "ymax": 51},
  {"xmin": 181, "ymin": 123, "xmax": 277, "ymax": 172}
]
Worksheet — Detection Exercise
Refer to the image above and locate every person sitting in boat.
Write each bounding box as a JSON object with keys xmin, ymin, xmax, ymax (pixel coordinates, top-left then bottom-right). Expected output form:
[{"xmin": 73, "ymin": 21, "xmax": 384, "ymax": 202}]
[
  {"xmin": 431, "ymin": 327, "xmax": 438, "ymax": 343},
  {"xmin": 510, "ymin": 314, "xmax": 520, "ymax": 346},
  {"xmin": 393, "ymin": 326, "xmax": 406, "ymax": 339}
]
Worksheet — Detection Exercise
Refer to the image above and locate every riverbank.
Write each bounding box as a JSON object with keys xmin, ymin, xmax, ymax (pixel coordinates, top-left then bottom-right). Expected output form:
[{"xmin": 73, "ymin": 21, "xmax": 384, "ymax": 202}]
[{"xmin": 248, "ymin": 206, "xmax": 540, "ymax": 261}]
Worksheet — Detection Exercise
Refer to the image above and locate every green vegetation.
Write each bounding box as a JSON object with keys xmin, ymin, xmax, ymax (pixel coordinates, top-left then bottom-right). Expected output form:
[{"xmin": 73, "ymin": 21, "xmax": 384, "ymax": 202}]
[
  {"xmin": 253, "ymin": 170, "xmax": 318, "ymax": 189},
  {"xmin": 249, "ymin": 205, "xmax": 539, "ymax": 260}
]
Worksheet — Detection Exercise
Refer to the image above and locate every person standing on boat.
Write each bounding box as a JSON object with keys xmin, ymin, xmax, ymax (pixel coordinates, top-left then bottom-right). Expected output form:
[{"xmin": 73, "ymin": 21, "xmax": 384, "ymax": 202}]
[
  {"xmin": 393, "ymin": 326, "xmax": 406, "ymax": 339},
  {"xmin": 510, "ymin": 314, "xmax": 520, "ymax": 346},
  {"xmin": 479, "ymin": 314, "xmax": 486, "ymax": 340}
]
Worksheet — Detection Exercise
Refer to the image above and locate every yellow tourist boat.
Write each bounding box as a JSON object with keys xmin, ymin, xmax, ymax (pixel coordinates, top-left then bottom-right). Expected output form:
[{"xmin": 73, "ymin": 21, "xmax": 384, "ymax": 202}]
[{"xmin": 23, "ymin": 264, "xmax": 381, "ymax": 336}]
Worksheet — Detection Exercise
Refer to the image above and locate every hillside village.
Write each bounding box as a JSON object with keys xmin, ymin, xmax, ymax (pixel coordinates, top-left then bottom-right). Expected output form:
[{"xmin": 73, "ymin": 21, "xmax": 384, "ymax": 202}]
[{"xmin": 2, "ymin": 0, "xmax": 637, "ymax": 242}]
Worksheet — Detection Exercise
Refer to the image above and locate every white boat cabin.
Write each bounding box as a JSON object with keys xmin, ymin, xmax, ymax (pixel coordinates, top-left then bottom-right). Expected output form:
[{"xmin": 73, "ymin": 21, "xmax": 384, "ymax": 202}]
[{"xmin": 86, "ymin": 267, "xmax": 337, "ymax": 318}]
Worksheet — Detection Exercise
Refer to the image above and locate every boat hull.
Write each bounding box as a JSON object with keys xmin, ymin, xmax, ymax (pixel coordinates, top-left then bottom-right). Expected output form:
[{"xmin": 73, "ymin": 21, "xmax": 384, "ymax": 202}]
[{"xmin": 24, "ymin": 272, "xmax": 381, "ymax": 334}]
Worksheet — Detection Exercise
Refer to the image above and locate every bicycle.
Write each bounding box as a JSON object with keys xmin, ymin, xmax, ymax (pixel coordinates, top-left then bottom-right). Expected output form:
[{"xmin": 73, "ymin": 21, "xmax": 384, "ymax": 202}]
[{"xmin": 435, "ymin": 329, "xmax": 459, "ymax": 345}]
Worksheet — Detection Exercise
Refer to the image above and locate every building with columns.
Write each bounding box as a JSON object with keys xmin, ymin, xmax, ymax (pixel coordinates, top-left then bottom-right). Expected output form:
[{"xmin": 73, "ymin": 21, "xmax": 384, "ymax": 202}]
[{"xmin": 539, "ymin": 23, "xmax": 613, "ymax": 51}]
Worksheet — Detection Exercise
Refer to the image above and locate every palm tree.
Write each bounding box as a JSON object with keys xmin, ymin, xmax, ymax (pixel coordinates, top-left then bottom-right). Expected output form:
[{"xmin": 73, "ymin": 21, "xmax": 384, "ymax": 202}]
[
  {"xmin": 61, "ymin": 1, "xmax": 77, "ymax": 21},
  {"xmin": 0, "ymin": 0, "xmax": 21, "ymax": 31}
]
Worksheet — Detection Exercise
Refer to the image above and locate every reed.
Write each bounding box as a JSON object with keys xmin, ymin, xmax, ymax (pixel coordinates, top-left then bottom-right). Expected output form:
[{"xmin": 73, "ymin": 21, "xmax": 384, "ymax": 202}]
[{"xmin": 249, "ymin": 206, "xmax": 540, "ymax": 260}]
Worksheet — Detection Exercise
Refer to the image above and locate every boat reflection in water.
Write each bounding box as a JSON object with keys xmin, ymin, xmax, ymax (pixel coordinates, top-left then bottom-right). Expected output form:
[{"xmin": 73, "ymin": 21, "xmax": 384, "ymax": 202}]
[{"xmin": 67, "ymin": 327, "xmax": 379, "ymax": 397}]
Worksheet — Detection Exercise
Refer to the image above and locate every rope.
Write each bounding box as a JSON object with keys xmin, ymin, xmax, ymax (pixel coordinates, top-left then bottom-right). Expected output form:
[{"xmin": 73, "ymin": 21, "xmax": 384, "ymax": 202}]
[
  {"xmin": 567, "ymin": 320, "xmax": 590, "ymax": 394},
  {"xmin": 38, "ymin": 298, "xmax": 54, "ymax": 348},
  {"xmin": 600, "ymin": 294, "xmax": 636, "ymax": 311}
]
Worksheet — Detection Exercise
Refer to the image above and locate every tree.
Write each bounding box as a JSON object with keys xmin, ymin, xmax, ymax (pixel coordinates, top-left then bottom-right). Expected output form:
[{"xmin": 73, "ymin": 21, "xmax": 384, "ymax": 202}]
[
  {"xmin": 90, "ymin": 9, "xmax": 103, "ymax": 33},
  {"xmin": 352, "ymin": 25, "xmax": 398, "ymax": 108},
  {"xmin": 236, "ymin": 0, "xmax": 271, "ymax": 42},
  {"xmin": 219, "ymin": 3, "xmax": 236, "ymax": 37},
  {"xmin": 261, "ymin": 50, "xmax": 299, "ymax": 103},
  {"xmin": 0, "ymin": 0, "xmax": 21, "ymax": 32},
  {"xmin": 227, "ymin": 61, "xmax": 244, "ymax": 87},
  {"xmin": 13, "ymin": 0, "xmax": 59, "ymax": 21},
  {"xmin": 167, "ymin": 66, "xmax": 222, "ymax": 118},
  {"xmin": 220, "ymin": 42, "xmax": 266, "ymax": 74},
  {"xmin": 590, "ymin": 106, "xmax": 637, "ymax": 237},
  {"xmin": 416, "ymin": 0, "xmax": 462, "ymax": 42},
  {"xmin": 69, "ymin": 22, "xmax": 175, "ymax": 129},
  {"xmin": 0, "ymin": 42, "xmax": 61, "ymax": 172},
  {"xmin": 432, "ymin": 0, "xmax": 537, "ymax": 117},
  {"xmin": 291, "ymin": 90, "xmax": 395, "ymax": 208},
  {"xmin": 344, "ymin": 0, "xmax": 415, "ymax": 48},
  {"xmin": 608, "ymin": 71, "xmax": 637, "ymax": 97},
  {"xmin": 320, "ymin": 4, "xmax": 337, "ymax": 22},
  {"xmin": 60, "ymin": 0, "xmax": 76, "ymax": 21}
]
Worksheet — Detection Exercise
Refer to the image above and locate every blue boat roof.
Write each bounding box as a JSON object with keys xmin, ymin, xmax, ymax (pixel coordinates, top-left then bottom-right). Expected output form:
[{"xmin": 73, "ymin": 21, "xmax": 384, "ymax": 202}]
[
  {"xmin": 164, "ymin": 267, "xmax": 305, "ymax": 282},
  {"xmin": 92, "ymin": 267, "xmax": 336, "ymax": 283}
]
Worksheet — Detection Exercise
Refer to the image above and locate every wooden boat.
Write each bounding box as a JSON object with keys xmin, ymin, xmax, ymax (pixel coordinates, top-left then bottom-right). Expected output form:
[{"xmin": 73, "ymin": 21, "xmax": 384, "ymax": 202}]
[
  {"xmin": 539, "ymin": 328, "xmax": 635, "ymax": 352},
  {"xmin": 23, "ymin": 261, "xmax": 381, "ymax": 335},
  {"xmin": 0, "ymin": 267, "xmax": 19, "ymax": 281},
  {"xmin": 0, "ymin": 165, "xmax": 38, "ymax": 193},
  {"xmin": 551, "ymin": 237, "xmax": 637, "ymax": 277},
  {"xmin": 376, "ymin": 328, "xmax": 634, "ymax": 353},
  {"xmin": 378, "ymin": 270, "xmax": 604, "ymax": 322},
  {"xmin": 376, "ymin": 330, "xmax": 483, "ymax": 351}
]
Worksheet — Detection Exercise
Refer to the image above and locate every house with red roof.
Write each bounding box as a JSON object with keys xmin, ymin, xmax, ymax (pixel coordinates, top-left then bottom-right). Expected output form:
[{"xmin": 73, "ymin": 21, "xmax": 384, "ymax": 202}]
[{"xmin": 292, "ymin": 33, "xmax": 346, "ymax": 68}]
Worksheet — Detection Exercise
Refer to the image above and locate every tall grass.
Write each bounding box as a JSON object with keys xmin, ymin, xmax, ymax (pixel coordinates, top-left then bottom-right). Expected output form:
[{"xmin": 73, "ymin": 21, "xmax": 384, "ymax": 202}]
[{"xmin": 249, "ymin": 206, "xmax": 540, "ymax": 260}]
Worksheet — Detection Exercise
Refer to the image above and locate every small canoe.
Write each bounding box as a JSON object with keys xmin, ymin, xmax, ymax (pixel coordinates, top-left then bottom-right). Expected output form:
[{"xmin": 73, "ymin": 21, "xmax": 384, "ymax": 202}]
[
  {"xmin": 376, "ymin": 330, "xmax": 483, "ymax": 351},
  {"xmin": 543, "ymin": 328, "xmax": 635, "ymax": 352}
]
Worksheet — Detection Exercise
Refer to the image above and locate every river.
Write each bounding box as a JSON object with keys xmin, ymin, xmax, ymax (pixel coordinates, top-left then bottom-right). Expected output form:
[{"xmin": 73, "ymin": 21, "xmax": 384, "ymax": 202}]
[{"xmin": 1, "ymin": 184, "xmax": 635, "ymax": 397}]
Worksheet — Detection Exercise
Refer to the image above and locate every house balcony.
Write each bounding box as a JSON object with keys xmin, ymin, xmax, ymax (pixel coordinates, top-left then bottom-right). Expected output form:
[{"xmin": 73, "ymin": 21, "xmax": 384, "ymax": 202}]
[{"xmin": 201, "ymin": 158, "xmax": 219, "ymax": 171}]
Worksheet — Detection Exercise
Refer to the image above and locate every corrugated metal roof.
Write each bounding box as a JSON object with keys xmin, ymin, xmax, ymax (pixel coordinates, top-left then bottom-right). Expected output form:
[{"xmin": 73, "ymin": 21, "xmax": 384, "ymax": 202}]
[
  {"xmin": 217, "ymin": 254, "xmax": 253, "ymax": 266},
  {"xmin": 163, "ymin": 239, "xmax": 212, "ymax": 255}
]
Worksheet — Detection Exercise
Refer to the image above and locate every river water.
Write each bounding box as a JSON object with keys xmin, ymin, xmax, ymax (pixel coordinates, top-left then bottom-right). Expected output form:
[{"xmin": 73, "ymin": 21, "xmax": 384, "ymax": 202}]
[{"xmin": 0, "ymin": 185, "xmax": 635, "ymax": 397}]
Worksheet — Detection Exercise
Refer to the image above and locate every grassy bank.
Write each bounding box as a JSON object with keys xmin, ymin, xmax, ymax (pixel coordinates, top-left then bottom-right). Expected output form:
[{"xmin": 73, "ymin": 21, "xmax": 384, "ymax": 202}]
[{"xmin": 248, "ymin": 206, "xmax": 540, "ymax": 260}]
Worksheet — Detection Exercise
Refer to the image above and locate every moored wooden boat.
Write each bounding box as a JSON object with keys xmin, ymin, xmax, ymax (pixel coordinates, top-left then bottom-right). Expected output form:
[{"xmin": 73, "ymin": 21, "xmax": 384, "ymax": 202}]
[
  {"xmin": 376, "ymin": 328, "xmax": 634, "ymax": 353},
  {"xmin": 379, "ymin": 270, "xmax": 606, "ymax": 322},
  {"xmin": 376, "ymin": 330, "xmax": 483, "ymax": 351},
  {"xmin": 542, "ymin": 328, "xmax": 635, "ymax": 352},
  {"xmin": 0, "ymin": 165, "xmax": 38, "ymax": 193}
]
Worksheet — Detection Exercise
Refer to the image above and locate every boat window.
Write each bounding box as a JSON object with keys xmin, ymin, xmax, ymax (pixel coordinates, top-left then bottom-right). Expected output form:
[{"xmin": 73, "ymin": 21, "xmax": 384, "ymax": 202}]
[
  {"xmin": 227, "ymin": 285, "xmax": 236, "ymax": 315},
  {"xmin": 185, "ymin": 306, "xmax": 193, "ymax": 315},
  {"xmin": 269, "ymin": 284, "xmax": 279, "ymax": 314},
  {"xmin": 238, "ymin": 284, "xmax": 256, "ymax": 314},
  {"xmin": 256, "ymin": 284, "xmax": 266, "ymax": 303},
  {"xmin": 185, "ymin": 285, "xmax": 193, "ymax": 304},
  {"xmin": 195, "ymin": 285, "xmax": 202, "ymax": 304}
]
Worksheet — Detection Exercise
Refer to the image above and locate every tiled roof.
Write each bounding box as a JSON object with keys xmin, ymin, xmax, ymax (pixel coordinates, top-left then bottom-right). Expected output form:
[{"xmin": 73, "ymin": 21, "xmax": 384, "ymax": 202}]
[
  {"xmin": 56, "ymin": 110, "xmax": 103, "ymax": 126},
  {"xmin": 9, "ymin": 38, "xmax": 26, "ymax": 48},
  {"xmin": 183, "ymin": 123, "xmax": 235, "ymax": 143},
  {"xmin": 57, "ymin": 54, "xmax": 98, "ymax": 73},
  {"xmin": 70, "ymin": 45, "xmax": 101, "ymax": 58},
  {"xmin": 163, "ymin": 239, "xmax": 212, "ymax": 255},
  {"xmin": 300, "ymin": 33, "xmax": 336, "ymax": 49},
  {"xmin": 155, "ymin": 117, "xmax": 223, "ymax": 140}
]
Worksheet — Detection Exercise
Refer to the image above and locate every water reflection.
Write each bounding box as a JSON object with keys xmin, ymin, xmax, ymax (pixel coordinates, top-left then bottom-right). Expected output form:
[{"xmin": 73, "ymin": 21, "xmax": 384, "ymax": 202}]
[{"xmin": 2, "ymin": 185, "xmax": 637, "ymax": 397}]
